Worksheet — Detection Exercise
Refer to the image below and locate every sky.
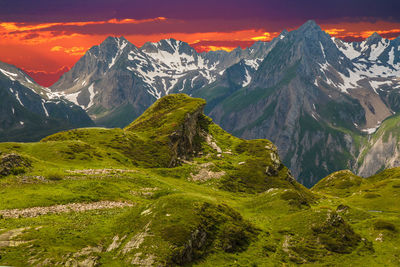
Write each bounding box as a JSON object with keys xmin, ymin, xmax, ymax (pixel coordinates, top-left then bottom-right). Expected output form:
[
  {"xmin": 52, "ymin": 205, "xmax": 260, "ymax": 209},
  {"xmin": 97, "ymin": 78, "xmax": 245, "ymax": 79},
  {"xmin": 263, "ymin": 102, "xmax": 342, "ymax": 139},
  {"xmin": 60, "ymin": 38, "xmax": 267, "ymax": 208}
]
[{"xmin": 0, "ymin": 0, "xmax": 399, "ymax": 86}]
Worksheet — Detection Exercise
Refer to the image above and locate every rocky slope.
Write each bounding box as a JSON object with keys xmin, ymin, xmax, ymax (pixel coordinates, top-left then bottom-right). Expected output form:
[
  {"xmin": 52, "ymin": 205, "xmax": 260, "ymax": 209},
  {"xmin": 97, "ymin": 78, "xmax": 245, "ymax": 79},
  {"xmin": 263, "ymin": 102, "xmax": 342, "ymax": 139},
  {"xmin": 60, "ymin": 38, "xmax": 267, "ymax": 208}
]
[
  {"xmin": 0, "ymin": 61, "xmax": 93, "ymax": 141},
  {"xmin": 356, "ymin": 113, "xmax": 400, "ymax": 177},
  {"xmin": 0, "ymin": 94, "xmax": 399, "ymax": 266}
]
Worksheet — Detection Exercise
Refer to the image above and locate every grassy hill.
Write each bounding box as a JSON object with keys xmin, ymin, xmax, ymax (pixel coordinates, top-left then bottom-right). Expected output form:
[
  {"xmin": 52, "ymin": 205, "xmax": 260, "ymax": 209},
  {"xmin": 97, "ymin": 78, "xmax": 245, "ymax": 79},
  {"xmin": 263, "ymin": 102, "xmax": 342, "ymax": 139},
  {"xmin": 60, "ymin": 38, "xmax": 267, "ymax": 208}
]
[{"xmin": 0, "ymin": 94, "xmax": 399, "ymax": 266}]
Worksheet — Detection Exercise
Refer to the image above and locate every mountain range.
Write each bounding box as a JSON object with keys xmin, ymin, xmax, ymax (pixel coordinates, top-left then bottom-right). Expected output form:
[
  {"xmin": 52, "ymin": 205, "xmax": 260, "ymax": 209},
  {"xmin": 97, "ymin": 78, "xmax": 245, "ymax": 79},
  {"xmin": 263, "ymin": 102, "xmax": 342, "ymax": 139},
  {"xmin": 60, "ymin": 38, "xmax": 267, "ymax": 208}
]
[{"xmin": 2, "ymin": 20, "xmax": 400, "ymax": 186}]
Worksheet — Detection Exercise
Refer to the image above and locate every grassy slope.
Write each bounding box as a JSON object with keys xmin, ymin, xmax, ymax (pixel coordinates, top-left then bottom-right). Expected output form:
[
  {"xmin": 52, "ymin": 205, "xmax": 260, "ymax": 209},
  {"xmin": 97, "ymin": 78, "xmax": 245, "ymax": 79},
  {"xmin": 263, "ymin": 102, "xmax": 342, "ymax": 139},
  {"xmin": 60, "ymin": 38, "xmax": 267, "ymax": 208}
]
[{"xmin": 0, "ymin": 94, "xmax": 399, "ymax": 266}]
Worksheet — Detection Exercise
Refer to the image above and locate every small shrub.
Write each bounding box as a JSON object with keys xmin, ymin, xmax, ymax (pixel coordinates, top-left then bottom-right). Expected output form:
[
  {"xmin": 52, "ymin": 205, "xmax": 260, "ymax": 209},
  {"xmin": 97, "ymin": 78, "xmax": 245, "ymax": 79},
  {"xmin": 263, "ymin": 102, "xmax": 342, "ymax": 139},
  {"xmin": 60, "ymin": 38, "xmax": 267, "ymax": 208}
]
[
  {"xmin": 363, "ymin": 193, "xmax": 381, "ymax": 199},
  {"xmin": 46, "ymin": 172, "xmax": 63, "ymax": 181},
  {"xmin": 374, "ymin": 220, "xmax": 396, "ymax": 232},
  {"xmin": 11, "ymin": 167, "xmax": 26, "ymax": 175}
]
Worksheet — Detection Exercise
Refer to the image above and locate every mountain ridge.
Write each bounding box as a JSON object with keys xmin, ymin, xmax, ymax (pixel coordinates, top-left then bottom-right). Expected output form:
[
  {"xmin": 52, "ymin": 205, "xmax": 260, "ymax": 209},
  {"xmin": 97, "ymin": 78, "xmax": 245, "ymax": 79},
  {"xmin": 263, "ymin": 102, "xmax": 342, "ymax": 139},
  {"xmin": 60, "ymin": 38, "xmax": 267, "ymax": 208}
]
[
  {"xmin": 12, "ymin": 20, "xmax": 400, "ymax": 186},
  {"xmin": 0, "ymin": 61, "xmax": 94, "ymax": 141}
]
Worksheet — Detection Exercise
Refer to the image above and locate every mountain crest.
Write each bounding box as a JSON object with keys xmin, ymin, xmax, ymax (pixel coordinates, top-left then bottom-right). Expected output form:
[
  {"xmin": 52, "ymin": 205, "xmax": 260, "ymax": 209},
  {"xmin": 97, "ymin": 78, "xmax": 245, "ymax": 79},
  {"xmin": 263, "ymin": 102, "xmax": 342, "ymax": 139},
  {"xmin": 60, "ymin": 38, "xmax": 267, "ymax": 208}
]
[
  {"xmin": 297, "ymin": 20, "xmax": 322, "ymax": 33},
  {"xmin": 279, "ymin": 29, "xmax": 289, "ymax": 39},
  {"xmin": 367, "ymin": 32, "xmax": 383, "ymax": 41}
]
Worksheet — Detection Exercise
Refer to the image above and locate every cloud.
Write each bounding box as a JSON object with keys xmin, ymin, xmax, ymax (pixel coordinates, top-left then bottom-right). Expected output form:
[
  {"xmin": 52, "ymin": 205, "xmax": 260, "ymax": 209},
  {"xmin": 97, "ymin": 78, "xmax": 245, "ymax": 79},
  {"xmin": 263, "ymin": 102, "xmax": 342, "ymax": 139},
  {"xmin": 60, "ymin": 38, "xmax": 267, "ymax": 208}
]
[
  {"xmin": 50, "ymin": 46, "xmax": 63, "ymax": 52},
  {"xmin": 50, "ymin": 45, "xmax": 87, "ymax": 55},
  {"xmin": 0, "ymin": 17, "xmax": 168, "ymax": 43}
]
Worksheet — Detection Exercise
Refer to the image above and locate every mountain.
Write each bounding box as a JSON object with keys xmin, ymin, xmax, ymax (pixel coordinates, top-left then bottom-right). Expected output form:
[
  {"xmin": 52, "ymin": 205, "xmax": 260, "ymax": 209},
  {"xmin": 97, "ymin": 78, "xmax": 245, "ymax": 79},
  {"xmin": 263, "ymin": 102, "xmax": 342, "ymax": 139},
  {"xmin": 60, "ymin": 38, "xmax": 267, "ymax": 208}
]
[
  {"xmin": 0, "ymin": 94, "xmax": 399, "ymax": 266},
  {"xmin": 48, "ymin": 21, "xmax": 400, "ymax": 186},
  {"xmin": 194, "ymin": 21, "xmax": 400, "ymax": 186},
  {"xmin": 50, "ymin": 37, "xmax": 275, "ymax": 127},
  {"xmin": 0, "ymin": 61, "xmax": 93, "ymax": 141}
]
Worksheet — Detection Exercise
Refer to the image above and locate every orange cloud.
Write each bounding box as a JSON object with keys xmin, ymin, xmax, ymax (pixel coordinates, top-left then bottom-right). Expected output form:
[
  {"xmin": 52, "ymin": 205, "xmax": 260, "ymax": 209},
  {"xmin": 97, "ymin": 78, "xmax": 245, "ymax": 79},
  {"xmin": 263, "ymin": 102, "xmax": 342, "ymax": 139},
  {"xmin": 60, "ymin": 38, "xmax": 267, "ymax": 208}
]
[
  {"xmin": 324, "ymin": 28, "xmax": 346, "ymax": 35},
  {"xmin": 196, "ymin": 46, "xmax": 234, "ymax": 52},
  {"xmin": 251, "ymin": 32, "xmax": 280, "ymax": 41},
  {"xmin": 0, "ymin": 17, "xmax": 167, "ymax": 33},
  {"xmin": 50, "ymin": 46, "xmax": 63, "ymax": 52},
  {"xmin": 320, "ymin": 21, "xmax": 400, "ymax": 40},
  {"xmin": 0, "ymin": 17, "xmax": 168, "ymax": 45},
  {"xmin": 51, "ymin": 45, "xmax": 87, "ymax": 56}
]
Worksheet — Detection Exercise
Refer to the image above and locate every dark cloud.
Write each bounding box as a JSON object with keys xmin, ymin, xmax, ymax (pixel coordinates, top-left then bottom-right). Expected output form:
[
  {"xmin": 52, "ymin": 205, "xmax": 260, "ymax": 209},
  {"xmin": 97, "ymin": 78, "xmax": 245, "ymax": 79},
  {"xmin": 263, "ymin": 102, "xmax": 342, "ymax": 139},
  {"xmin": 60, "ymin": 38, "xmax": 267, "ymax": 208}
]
[
  {"xmin": 0, "ymin": 0, "xmax": 398, "ymax": 24},
  {"xmin": 30, "ymin": 18, "xmax": 279, "ymax": 36}
]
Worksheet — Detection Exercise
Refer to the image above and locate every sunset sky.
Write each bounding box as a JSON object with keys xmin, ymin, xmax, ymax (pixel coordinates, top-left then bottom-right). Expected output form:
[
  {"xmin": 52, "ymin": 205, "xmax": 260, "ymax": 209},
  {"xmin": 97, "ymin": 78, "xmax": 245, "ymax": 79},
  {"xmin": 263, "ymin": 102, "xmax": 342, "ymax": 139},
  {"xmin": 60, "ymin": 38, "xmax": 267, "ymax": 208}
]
[{"xmin": 0, "ymin": 0, "xmax": 399, "ymax": 86}]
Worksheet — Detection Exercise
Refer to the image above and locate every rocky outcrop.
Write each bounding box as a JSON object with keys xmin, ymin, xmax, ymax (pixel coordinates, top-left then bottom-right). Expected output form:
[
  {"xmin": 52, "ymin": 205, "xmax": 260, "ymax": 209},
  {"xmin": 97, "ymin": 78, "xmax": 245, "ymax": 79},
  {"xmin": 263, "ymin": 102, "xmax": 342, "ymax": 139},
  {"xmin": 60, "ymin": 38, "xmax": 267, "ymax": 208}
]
[
  {"xmin": 168, "ymin": 103, "xmax": 205, "ymax": 167},
  {"xmin": 311, "ymin": 212, "xmax": 362, "ymax": 254},
  {"xmin": 0, "ymin": 153, "xmax": 31, "ymax": 177}
]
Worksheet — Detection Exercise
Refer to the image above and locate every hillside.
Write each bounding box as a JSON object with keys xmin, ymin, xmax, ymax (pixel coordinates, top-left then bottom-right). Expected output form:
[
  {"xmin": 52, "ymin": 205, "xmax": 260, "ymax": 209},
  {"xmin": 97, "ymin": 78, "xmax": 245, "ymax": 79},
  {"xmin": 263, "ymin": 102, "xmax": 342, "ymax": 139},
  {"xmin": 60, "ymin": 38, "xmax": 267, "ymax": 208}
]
[{"xmin": 0, "ymin": 94, "xmax": 399, "ymax": 266}]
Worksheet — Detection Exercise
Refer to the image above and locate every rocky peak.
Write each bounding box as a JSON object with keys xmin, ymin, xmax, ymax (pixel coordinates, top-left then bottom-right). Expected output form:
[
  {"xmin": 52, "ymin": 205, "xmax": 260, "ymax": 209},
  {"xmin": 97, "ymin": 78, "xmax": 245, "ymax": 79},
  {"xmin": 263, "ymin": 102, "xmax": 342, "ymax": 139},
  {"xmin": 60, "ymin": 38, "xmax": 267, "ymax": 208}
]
[
  {"xmin": 279, "ymin": 29, "xmax": 289, "ymax": 39},
  {"xmin": 0, "ymin": 153, "xmax": 31, "ymax": 177},
  {"xmin": 141, "ymin": 38, "xmax": 196, "ymax": 56},
  {"xmin": 366, "ymin": 32, "xmax": 383, "ymax": 43},
  {"xmin": 125, "ymin": 94, "xmax": 206, "ymax": 166},
  {"xmin": 100, "ymin": 36, "xmax": 128, "ymax": 47},
  {"xmin": 297, "ymin": 20, "xmax": 322, "ymax": 34}
]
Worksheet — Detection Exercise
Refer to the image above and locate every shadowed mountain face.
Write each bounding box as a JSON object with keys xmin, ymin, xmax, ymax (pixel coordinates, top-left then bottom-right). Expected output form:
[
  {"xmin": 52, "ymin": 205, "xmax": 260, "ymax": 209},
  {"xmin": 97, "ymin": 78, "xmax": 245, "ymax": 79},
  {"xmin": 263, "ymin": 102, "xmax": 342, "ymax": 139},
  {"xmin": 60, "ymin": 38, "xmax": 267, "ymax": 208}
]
[
  {"xmin": 0, "ymin": 61, "xmax": 93, "ymax": 142},
  {"xmin": 48, "ymin": 20, "xmax": 400, "ymax": 186},
  {"xmin": 195, "ymin": 21, "xmax": 400, "ymax": 186}
]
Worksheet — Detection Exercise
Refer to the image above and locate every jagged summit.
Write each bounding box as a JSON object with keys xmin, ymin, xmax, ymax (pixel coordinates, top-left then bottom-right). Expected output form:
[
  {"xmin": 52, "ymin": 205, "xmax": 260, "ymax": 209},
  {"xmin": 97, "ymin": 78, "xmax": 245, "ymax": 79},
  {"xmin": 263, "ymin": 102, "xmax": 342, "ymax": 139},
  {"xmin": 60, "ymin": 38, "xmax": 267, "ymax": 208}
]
[
  {"xmin": 102, "ymin": 36, "xmax": 128, "ymax": 43},
  {"xmin": 141, "ymin": 38, "xmax": 196, "ymax": 56},
  {"xmin": 367, "ymin": 32, "xmax": 383, "ymax": 41},
  {"xmin": 279, "ymin": 29, "xmax": 289, "ymax": 38},
  {"xmin": 297, "ymin": 20, "xmax": 322, "ymax": 33}
]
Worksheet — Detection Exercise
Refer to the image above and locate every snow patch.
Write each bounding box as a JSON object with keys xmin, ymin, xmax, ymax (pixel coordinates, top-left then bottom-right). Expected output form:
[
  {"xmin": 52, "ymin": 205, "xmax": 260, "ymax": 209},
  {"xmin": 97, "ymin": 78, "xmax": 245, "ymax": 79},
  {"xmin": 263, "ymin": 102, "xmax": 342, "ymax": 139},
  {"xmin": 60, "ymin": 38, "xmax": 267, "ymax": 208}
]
[
  {"xmin": 388, "ymin": 47, "xmax": 395, "ymax": 66},
  {"xmin": 319, "ymin": 42, "xmax": 326, "ymax": 59},
  {"xmin": 0, "ymin": 69, "xmax": 18, "ymax": 81},
  {"xmin": 244, "ymin": 58, "xmax": 262, "ymax": 70},
  {"xmin": 362, "ymin": 121, "xmax": 382, "ymax": 134},
  {"xmin": 369, "ymin": 39, "xmax": 390, "ymax": 61},
  {"xmin": 41, "ymin": 100, "xmax": 49, "ymax": 117},
  {"xmin": 109, "ymin": 38, "xmax": 128, "ymax": 69},
  {"xmin": 242, "ymin": 68, "xmax": 251, "ymax": 87},
  {"xmin": 87, "ymin": 83, "xmax": 97, "ymax": 109},
  {"xmin": 63, "ymin": 91, "xmax": 83, "ymax": 108},
  {"xmin": 334, "ymin": 39, "xmax": 361, "ymax": 60},
  {"xmin": 15, "ymin": 91, "xmax": 24, "ymax": 106}
]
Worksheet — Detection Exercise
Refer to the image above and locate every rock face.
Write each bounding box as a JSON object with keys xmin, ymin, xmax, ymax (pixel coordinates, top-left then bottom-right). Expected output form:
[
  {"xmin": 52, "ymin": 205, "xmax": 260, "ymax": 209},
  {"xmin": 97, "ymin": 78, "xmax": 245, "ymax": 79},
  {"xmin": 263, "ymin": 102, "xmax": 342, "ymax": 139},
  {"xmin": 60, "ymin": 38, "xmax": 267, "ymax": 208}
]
[
  {"xmin": 0, "ymin": 61, "xmax": 93, "ymax": 142},
  {"xmin": 0, "ymin": 153, "xmax": 31, "ymax": 176},
  {"xmin": 168, "ymin": 103, "xmax": 205, "ymax": 167},
  {"xmin": 357, "ymin": 114, "xmax": 400, "ymax": 177}
]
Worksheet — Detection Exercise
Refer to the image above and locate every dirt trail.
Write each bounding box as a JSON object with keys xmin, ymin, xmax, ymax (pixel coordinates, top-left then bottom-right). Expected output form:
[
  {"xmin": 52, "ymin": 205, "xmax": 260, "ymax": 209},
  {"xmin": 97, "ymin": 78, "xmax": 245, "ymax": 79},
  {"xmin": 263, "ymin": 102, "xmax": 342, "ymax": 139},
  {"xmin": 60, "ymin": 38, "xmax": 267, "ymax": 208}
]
[{"xmin": 0, "ymin": 201, "xmax": 134, "ymax": 218}]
